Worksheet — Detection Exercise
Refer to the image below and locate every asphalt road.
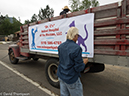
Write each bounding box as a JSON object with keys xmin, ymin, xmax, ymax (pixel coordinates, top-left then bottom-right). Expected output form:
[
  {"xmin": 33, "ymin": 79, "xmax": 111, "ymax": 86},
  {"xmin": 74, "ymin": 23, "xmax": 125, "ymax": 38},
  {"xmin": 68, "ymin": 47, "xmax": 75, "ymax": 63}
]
[
  {"xmin": 0, "ymin": 43, "xmax": 129, "ymax": 96},
  {"xmin": 0, "ymin": 61, "xmax": 50, "ymax": 96}
]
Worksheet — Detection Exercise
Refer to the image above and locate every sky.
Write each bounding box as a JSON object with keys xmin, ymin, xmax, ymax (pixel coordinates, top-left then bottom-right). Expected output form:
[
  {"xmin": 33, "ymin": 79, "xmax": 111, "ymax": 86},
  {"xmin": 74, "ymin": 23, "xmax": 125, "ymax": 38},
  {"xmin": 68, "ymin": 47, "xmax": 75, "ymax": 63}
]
[{"xmin": 0, "ymin": 0, "xmax": 121, "ymax": 23}]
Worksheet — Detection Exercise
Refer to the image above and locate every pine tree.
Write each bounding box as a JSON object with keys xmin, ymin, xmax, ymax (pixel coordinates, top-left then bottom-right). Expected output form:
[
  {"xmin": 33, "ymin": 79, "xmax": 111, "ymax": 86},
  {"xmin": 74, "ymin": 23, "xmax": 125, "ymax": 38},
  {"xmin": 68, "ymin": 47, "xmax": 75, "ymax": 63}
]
[{"xmin": 69, "ymin": 0, "xmax": 99, "ymax": 12}]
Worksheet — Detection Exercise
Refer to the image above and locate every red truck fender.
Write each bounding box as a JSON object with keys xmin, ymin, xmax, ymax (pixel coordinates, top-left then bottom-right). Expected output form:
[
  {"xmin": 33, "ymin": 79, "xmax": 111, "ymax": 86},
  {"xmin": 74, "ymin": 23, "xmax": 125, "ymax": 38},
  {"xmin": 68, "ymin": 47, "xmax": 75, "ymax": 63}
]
[{"xmin": 8, "ymin": 44, "xmax": 20, "ymax": 58}]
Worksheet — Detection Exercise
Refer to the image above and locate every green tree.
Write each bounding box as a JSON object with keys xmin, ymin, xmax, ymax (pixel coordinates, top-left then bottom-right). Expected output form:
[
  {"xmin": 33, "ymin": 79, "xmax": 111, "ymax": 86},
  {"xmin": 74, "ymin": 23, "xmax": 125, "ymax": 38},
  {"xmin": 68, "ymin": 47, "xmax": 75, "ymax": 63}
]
[
  {"xmin": 91, "ymin": 0, "xmax": 99, "ymax": 7},
  {"xmin": 0, "ymin": 15, "xmax": 22, "ymax": 35},
  {"xmin": 0, "ymin": 15, "xmax": 5, "ymax": 24},
  {"xmin": 38, "ymin": 5, "xmax": 54, "ymax": 20},
  {"xmin": 0, "ymin": 17, "xmax": 12, "ymax": 35},
  {"xmin": 69, "ymin": 0, "xmax": 99, "ymax": 12},
  {"xmin": 24, "ymin": 5, "xmax": 54, "ymax": 23},
  {"xmin": 12, "ymin": 17, "xmax": 22, "ymax": 32},
  {"xmin": 24, "ymin": 20, "xmax": 30, "ymax": 24},
  {"xmin": 79, "ymin": 0, "xmax": 91, "ymax": 10},
  {"xmin": 69, "ymin": 0, "xmax": 81, "ymax": 12},
  {"xmin": 31, "ymin": 14, "xmax": 38, "ymax": 23}
]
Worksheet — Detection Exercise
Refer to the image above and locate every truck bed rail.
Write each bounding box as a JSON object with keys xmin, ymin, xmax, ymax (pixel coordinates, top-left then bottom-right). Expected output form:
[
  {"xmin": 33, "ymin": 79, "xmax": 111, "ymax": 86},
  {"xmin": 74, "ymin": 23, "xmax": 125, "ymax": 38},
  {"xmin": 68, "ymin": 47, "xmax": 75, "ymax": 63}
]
[{"xmin": 20, "ymin": 0, "xmax": 129, "ymax": 67}]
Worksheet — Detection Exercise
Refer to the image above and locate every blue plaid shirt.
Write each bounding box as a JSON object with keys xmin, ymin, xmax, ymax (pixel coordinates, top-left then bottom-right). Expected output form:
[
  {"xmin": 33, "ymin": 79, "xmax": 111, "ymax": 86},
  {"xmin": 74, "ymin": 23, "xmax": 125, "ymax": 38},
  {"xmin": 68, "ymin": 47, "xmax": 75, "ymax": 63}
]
[{"xmin": 57, "ymin": 39, "xmax": 85, "ymax": 84}]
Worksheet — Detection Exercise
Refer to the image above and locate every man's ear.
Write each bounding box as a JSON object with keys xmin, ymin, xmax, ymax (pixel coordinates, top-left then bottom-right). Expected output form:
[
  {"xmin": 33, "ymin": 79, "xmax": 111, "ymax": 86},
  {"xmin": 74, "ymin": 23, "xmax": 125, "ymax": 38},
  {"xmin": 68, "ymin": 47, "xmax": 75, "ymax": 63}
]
[{"xmin": 72, "ymin": 35, "xmax": 77, "ymax": 42}]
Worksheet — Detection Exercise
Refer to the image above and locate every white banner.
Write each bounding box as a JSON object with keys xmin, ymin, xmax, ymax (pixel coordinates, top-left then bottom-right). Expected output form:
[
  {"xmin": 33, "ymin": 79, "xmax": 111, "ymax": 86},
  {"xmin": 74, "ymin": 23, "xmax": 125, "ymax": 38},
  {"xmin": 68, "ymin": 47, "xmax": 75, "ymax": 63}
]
[{"xmin": 29, "ymin": 13, "xmax": 94, "ymax": 58}]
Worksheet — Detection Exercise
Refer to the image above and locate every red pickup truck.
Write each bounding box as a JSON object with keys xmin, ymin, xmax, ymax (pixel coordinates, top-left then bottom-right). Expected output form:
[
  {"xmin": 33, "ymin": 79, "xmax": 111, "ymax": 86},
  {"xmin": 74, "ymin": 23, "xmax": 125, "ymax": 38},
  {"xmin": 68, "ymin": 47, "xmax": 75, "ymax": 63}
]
[{"xmin": 8, "ymin": 0, "xmax": 129, "ymax": 88}]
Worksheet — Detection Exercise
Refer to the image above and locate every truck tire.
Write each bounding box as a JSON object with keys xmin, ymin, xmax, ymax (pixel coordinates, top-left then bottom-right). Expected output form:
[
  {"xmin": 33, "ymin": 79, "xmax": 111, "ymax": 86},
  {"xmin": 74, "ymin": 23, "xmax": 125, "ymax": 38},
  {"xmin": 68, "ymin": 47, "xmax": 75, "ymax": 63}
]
[
  {"xmin": 9, "ymin": 49, "xmax": 19, "ymax": 64},
  {"xmin": 45, "ymin": 58, "xmax": 60, "ymax": 88}
]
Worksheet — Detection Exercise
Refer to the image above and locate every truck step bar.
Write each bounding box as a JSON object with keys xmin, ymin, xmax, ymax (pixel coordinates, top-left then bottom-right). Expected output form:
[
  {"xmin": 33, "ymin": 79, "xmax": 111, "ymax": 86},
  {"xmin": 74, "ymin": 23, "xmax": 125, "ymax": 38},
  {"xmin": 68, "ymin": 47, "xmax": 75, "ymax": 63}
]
[{"xmin": 16, "ymin": 57, "xmax": 29, "ymax": 60}]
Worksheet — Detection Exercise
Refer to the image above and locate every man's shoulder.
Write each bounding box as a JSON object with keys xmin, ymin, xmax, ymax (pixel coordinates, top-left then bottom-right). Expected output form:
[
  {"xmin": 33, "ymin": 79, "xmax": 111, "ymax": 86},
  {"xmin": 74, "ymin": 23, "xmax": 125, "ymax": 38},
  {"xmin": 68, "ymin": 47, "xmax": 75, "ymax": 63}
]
[
  {"xmin": 58, "ymin": 40, "xmax": 81, "ymax": 50},
  {"xmin": 58, "ymin": 41, "xmax": 66, "ymax": 48},
  {"xmin": 71, "ymin": 42, "xmax": 80, "ymax": 48}
]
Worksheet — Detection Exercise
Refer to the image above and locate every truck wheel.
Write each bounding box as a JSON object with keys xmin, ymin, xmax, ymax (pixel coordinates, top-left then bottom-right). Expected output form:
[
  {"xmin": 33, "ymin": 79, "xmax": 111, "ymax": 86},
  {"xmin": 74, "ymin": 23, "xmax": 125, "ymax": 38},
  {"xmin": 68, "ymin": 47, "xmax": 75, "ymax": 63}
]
[
  {"xmin": 45, "ymin": 58, "xmax": 59, "ymax": 88},
  {"xmin": 9, "ymin": 49, "xmax": 19, "ymax": 64}
]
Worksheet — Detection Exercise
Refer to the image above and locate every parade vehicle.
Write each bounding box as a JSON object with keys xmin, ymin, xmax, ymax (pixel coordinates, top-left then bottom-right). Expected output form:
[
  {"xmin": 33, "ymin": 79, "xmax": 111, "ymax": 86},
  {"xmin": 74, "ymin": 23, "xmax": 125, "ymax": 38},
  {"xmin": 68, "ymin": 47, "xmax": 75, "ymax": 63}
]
[{"xmin": 8, "ymin": 0, "xmax": 129, "ymax": 88}]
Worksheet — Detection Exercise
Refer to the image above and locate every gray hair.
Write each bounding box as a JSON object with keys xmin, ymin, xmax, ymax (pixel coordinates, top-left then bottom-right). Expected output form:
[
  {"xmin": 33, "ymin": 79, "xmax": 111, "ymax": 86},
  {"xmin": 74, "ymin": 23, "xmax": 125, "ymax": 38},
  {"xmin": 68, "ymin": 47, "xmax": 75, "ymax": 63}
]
[{"xmin": 66, "ymin": 27, "xmax": 79, "ymax": 40}]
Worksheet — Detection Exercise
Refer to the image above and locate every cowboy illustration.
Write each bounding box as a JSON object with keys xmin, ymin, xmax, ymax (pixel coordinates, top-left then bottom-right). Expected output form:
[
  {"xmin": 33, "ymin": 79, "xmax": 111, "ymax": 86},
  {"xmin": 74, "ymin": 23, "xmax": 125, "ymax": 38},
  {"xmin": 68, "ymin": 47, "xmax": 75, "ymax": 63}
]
[{"xmin": 31, "ymin": 28, "xmax": 38, "ymax": 49}]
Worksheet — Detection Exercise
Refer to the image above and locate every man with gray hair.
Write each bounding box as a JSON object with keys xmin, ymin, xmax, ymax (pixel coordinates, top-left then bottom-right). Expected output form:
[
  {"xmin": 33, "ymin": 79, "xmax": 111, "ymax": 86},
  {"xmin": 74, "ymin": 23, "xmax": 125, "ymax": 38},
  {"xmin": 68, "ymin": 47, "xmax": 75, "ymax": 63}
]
[{"xmin": 57, "ymin": 27, "xmax": 88, "ymax": 96}]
